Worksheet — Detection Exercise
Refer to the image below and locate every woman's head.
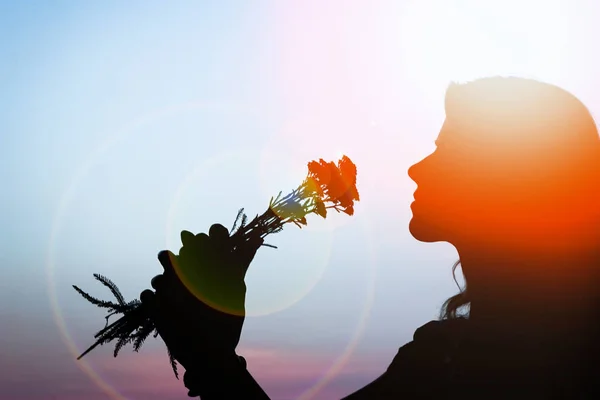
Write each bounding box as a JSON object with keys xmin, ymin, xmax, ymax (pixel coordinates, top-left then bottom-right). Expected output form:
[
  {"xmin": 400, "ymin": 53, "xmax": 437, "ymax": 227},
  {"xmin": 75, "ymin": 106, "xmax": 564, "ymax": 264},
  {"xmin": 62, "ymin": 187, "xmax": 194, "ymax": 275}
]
[
  {"xmin": 409, "ymin": 77, "xmax": 600, "ymax": 253},
  {"xmin": 407, "ymin": 77, "xmax": 600, "ymax": 320}
]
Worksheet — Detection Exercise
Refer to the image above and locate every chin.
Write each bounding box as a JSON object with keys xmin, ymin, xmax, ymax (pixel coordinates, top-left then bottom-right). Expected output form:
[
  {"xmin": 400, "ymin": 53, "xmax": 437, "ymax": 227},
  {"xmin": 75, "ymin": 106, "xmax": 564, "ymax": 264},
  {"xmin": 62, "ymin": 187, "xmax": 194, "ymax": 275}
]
[{"xmin": 408, "ymin": 213, "xmax": 447, "ymax": 243}]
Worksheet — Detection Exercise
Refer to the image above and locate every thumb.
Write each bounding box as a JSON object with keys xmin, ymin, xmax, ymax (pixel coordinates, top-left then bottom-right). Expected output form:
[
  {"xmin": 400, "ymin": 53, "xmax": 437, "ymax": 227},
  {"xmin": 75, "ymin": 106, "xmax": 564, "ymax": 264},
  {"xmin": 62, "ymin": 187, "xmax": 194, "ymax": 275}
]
[{"xmin": 158, "ymin": 250, "xmax": 178, "ymax": 277}]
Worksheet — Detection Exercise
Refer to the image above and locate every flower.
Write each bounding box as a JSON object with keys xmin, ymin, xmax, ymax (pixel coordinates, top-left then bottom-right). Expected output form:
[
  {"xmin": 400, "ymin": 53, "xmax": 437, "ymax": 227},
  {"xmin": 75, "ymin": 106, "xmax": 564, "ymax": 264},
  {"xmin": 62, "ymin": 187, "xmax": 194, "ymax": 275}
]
[
  {"xmin": 308, "ymin": 159, "xmax": 331, "ymax": 186},
  {"xmin": 338, "ymin": 155, "xmax": 357, "ymax": 187},
  {"xmin": 305, "ymin": 155, "xmax": 359, "ymax": 217}
]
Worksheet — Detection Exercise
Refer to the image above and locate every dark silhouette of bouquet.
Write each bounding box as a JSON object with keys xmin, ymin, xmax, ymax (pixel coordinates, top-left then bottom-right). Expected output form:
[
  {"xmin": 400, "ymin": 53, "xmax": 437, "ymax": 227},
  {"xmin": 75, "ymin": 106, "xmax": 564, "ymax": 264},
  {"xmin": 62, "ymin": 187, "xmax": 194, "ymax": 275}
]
[{"xmin": 73, "ymin": 155, "xmax": 359, "ymax": 377}]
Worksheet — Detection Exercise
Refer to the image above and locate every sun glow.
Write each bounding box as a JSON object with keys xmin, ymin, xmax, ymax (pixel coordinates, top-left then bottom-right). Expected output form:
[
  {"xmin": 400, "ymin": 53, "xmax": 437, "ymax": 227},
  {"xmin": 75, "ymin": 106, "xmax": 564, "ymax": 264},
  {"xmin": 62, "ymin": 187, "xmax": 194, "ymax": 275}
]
[{"xmin": 398, "ymin": 0, "xmax": 573, "ymax": 97}]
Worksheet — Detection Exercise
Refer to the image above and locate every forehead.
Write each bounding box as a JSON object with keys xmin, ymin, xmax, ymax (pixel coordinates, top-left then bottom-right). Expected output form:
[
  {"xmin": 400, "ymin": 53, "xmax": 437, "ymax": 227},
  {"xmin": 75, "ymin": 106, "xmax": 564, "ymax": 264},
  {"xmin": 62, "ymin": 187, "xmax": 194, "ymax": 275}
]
[
  {"xmin": 435, "ymin": 118, "xmax": 475, "ymax": 147},
  {"xmin": 435, "ymin": 119, "xmax": 452, "ymax": 145},
  {"xmin": 436, "ymin": 114, "xmax": 530, "ymax": 149}
]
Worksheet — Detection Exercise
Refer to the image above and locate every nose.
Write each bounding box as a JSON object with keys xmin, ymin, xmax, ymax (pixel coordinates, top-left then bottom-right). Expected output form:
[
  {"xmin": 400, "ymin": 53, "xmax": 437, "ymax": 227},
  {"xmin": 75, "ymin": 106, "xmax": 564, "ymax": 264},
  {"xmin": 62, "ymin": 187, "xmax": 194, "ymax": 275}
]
[{"xmin": 408, "ymin": 156, "xmax": 427, "ymax": 184}]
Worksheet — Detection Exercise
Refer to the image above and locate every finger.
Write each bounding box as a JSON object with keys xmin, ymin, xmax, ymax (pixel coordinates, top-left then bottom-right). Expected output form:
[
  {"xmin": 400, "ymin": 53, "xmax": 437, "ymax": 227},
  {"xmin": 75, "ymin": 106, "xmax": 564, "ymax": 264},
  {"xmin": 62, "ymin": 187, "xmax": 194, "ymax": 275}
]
[
  {"xmin": 140, "ymin": 289, "xmax": 165, "ymax": 327},
  {"xmin": 150, "ymin": 277, "xmax": 185, "ymax": 335},
  {"xmin": 209, "ymin": 223, "xmax": 230, "ymax": 242},
  {"xmin": 158, "ymin": 250, "xmax": 177, "ymax": 276},
  {"xmin": 209, "ymin": 224, "xmax": 231, "ymax": 257},
  {"xmin": 194, "ymin": 232, "xmax": 210, "ymax": 250},
  {"xmin": 180, "ymin": 230, "xmax": 196, "ymax": 247},
  {"xmin": 151, "ymin": 275, "xmax": 166, "ymax": 291},
  {"xmin": 179, "ymin": 232, "xmax": 208, "ymax": 261},
  {"xmin": 156, "ymin": 252, "xmax": 188, "ymax": 302},
  {"xmin": 184, "ymin": 370, "xmax": 202, "ymax": 397},
  {"xmin": 140, "ymin": 288, "xmax": 156, "ymax": 304},
  {"xmin": 139, "ymin": 289, "xmax": 157, "ymax": 315}
]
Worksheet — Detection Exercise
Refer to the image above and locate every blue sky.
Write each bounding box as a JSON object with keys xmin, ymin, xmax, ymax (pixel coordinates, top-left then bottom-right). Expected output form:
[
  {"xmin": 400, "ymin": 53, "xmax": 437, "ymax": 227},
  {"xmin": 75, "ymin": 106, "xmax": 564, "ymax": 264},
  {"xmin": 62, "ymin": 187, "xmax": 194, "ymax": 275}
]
[{"xmin": 2, "ymin": 1, "xmax": 599, "ymax": 399}]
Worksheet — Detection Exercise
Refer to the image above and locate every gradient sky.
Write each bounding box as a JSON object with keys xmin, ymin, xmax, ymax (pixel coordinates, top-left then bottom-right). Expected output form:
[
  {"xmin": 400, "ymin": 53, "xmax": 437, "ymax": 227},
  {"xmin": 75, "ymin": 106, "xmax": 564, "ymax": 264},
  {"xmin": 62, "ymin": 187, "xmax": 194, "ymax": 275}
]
[{"xmin": 2, "ymin": 0, "xmax": 600, "ymax": 399}]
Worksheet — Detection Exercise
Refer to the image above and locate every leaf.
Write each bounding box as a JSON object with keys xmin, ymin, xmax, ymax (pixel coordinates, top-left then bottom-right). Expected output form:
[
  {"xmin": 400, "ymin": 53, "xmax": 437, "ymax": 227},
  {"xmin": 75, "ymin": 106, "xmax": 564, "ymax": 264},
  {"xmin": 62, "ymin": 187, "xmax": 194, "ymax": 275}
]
[
  {"xmin": 315, "ymin": 200, "xmax": 327, "ymax": 218},
  {"xmin": 230, "ymin": 208, "xmax": 245, "ymax": 233},
  {"xmin": 72, "ymin": 285, "xmax": 120, "ymax": 310},
  {"xmin": 167, "ymin": 347, "xmax": 179, "ymax": 380},
  {"xmin": 93, "ymin": 274, "xmax": 126, "ymax": 306},
  {"xmin": 128, "ymin": 299, "xmax": 141, "ymax": 307},
  {"xmin": 113, "ymin": 335, "xmax": 132, "ymax": 357},
  {"xmin": 133, "ymin": 319, "xmax": 155, "ymax": 352},
  {"xmin": 272, "ymin": 191, "xmax": 283, "ymax": 205},
  {"xmin": 94, "ymin": 316, "xmax": 128, "ymax": 339},
  {"xmin": 78, "ymin": 302, "xmax": 146, "ymax": 360}
]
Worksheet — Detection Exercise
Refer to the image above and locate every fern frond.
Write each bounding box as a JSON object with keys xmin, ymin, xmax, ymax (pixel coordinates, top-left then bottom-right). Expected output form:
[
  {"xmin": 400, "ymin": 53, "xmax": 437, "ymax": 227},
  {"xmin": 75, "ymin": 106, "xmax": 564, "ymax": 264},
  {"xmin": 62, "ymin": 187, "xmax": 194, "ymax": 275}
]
[
  {"xmin": 77, "ymin": 338, "xmax": 104, "ymax": 360},
  {"xmin": 113, "ymin": 335, "xmax": 134, "ymax": 357},
  {"xmin": 167, "ymin": 346, "xmax": 179, "ymax": 380},
  {"xmin": 133, "ymin": 318, "xmax": 155, "ymax": 352},
  {"xmin": 78, "ymin": 305, "xmax": 146, "ymax": 360},
  {"xmin": 78, "ymin": 316, "xmax": 129, "ymax": 359},
  {"xmin": 128, "ymin": 299, "xmax": 141, "ymax": 307},
  {"xmin": 72, "ymin": 285, "xmax": 121, "ymax": 310},
  {"xmin": 93, "ymin": 305, "xmax": 140, "ymax": 339},
  {"xmin": 93, "ymin": 273, "xmax": 126, "ymax": 306},
  {"xmin": 93, "ymin": 315, "xmax": 129, "ymax": 339},
  {"xmin": 230, "ymin": 208, "xmax": 245, "ymax": 233}
]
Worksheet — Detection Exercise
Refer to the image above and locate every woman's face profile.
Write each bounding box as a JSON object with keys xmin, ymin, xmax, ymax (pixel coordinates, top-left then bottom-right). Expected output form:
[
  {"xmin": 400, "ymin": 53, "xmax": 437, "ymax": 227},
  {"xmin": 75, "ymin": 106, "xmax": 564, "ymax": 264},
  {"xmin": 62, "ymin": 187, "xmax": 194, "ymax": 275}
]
[
  {"xmin": 407, "ymin": 119, "xmax": 476, "ymax": 245},
  {"xmin": 407, "ymin": 78, "xmax": 600, "ymax": 254},
  {"xmin": 407, "ymin": 116, "xmax": 524, "ymax": 247}
]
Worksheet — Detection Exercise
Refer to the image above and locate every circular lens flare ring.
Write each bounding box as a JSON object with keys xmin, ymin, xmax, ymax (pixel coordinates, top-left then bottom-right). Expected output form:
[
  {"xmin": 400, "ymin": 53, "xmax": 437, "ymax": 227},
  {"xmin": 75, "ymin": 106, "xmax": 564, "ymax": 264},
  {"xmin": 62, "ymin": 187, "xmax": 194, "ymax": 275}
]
[
  {"xmin": 47, "ymin": 101, "xmax": 261, "ymax": 399},
  {"xmin": 166, "ymin": 149, "xmax": 336, "ymax": 317},
  {"xmin": 298, "ymin": 214, "xmax": 377, "ymax": 400}
]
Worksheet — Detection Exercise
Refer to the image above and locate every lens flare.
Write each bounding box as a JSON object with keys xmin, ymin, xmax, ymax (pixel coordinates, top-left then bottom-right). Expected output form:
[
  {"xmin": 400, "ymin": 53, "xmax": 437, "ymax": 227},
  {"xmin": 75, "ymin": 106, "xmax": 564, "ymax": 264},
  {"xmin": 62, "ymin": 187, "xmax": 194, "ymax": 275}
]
[
  {"xmin": 166, "ymin": 149, "xmax": 336, "ymax": 317},
  {"xmin": 297, "ymin": 212, "xmax": 377, "ymax": 400},
  {"xmin": 47, "ymin": 102, "xmax": 261, "ymax": 398}
]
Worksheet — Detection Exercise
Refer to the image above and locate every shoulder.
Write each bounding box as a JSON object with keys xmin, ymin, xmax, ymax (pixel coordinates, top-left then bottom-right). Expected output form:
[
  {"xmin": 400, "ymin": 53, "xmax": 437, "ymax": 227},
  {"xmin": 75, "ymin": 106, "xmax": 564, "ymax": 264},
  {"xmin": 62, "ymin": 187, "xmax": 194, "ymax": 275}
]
[
  {"xmin": 387, "ymin": 318, "xmax": 468, "ymax": 373},
  {"xmin": 412, "ymin": 318, "xmax": 468, "ymax": 343},
  {"xmin": 361, "ymin": 319, "xmax": 469, "ymax": 397}
]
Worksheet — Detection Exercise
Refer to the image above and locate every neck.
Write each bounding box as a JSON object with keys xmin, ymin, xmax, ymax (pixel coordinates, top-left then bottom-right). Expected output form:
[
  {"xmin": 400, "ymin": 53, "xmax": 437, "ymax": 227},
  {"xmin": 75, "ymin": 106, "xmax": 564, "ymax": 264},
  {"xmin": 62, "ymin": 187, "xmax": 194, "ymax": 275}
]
[{"xmin": 456, "ymin": 243, "xmax": 600, "ymax": 339}]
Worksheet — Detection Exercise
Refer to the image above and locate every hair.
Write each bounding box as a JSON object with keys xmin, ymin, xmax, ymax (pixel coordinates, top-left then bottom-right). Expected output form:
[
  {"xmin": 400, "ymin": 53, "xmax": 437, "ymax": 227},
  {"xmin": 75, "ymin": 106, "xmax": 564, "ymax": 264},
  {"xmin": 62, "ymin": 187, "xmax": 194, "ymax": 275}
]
[
  {"xmin": 440, "ymin": 260, "xmax": 469, "ymax": 319},
  {"xmin": 438, "ymin": 76, "xmax": 600, "ymax": 320}
]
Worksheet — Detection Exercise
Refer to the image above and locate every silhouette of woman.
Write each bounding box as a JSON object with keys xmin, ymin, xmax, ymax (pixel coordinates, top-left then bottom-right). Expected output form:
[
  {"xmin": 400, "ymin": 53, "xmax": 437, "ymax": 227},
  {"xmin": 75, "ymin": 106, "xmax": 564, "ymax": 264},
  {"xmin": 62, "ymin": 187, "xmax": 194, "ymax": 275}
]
[{"xmin": 140, "ymin": 77, "xmax": 600, "ymax": 399}]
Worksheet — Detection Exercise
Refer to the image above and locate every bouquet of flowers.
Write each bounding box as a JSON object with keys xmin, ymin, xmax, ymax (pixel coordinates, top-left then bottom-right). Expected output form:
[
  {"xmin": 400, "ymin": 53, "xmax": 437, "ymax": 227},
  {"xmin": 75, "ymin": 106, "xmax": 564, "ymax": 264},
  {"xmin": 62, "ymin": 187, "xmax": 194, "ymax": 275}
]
[{"xmin": 73, "ymin": 155, "xmax": 359, "ymax": 377}]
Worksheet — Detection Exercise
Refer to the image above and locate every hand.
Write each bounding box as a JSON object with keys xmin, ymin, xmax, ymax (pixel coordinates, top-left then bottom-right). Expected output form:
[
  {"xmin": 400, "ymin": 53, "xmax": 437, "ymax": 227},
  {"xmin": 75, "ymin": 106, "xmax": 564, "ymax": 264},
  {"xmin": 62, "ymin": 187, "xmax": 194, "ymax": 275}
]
[{"xmin": 139, "ymin": 224, "xmax": 263, "ymax": 390}]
